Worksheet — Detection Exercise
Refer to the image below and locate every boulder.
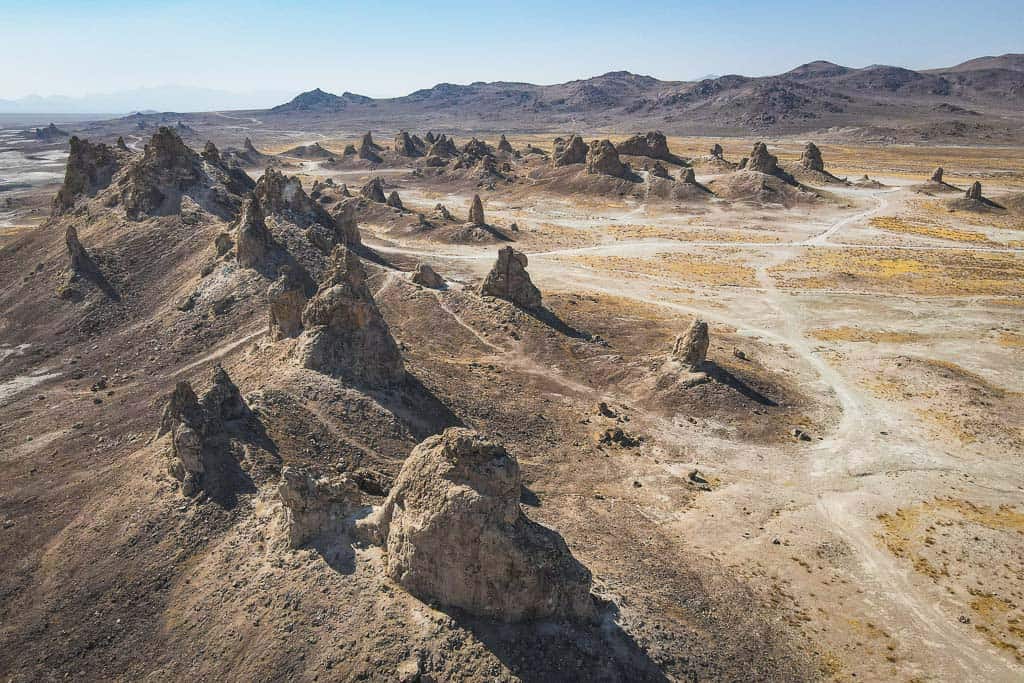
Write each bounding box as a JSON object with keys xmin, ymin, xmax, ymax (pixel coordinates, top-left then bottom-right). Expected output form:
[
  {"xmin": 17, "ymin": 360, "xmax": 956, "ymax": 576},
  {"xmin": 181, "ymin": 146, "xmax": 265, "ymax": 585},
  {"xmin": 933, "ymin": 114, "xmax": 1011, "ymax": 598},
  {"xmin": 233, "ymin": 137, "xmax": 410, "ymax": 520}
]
[
  {"xmin": 298, "ymin": 246, "xmax": 405, "ymax": 385},
  {"xmin": 799, "ymin": 142, "xmax": 824, "ymax": 172},
  {"xmin": 552, "ymin": 135, "xmax": 588, "ymax": 166},
  {"xmin": 616, "ymin": 131, "xmax": 673, "ymax": 161},
  {"xmin": 278, "ymin": 466, "xmax": 361, "ymax": 548},
  {"xmin": 53, "ymin": 137, "xmax": 122, "ymax": 213},
  {"xmin": 366, "ymin": 428, "xmax": 596, "ymax": 622},
  {"xmin": 745, "ymin": 142, "xmax": 779, "ymax": 174},
  {"xmin": 673, "ymin": 319, "xmax": 709, "ymax": 370},
  {"xmin": 586, "ymin": 139, "xmax": 629, "ymax": 178},
  {"xmin": 267, "ymin": 264, "xmax": 311, "ymax": 339},
  {"xmin": 468, "ymin": 194, "xmax": 486, "ymax": 226},
  {"xmin": 966, "ymin": 181, "xmax": 983, "ymax": 200},
  {"xmin": 481, "ymin": 246, "xmax": 542, "ymax": 309},
  {"xmin": 386, "ymin": 190, "xmax": 404, "ymax": 209},
  {"xmin": 411, "ymin": 263, "xmax": 444, "ymax": 288},
  {"xmin": 361, "ymin": 177, "xmax": 386, "ymax": 203}
]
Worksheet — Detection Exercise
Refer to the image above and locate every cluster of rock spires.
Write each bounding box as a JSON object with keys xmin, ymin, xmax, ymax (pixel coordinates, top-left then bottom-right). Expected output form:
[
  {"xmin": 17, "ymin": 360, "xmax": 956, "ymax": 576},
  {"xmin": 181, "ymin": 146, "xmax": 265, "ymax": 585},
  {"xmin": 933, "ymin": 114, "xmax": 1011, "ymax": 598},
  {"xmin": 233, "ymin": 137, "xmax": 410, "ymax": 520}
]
[
  {"xmin": 616, "ymin": 131, "xmax": 674, "ymax": 162},
  {"xmin": 481, "ymin": 246, "xmax": 542, "ymax": 309},
  {"xmin": 53, "ymin": 137, "xmax": 124, "ymax": 213}
]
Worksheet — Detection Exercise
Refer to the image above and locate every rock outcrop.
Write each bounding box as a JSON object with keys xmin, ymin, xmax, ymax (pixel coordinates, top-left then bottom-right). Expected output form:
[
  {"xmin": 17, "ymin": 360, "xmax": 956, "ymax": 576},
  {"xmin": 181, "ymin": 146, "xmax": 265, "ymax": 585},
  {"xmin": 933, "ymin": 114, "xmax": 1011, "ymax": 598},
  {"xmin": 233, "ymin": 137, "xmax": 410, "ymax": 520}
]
[
  {"xmin": 234, "ymin": 194, "xmax": 278, "ymax": 271},
  {"xmin": 298, "ymin": 246, "xmax": 405, "ymax": 385},
  {"xmin": 673, "ymin": 319, "xmax": 709, "ymax": 371},
  {"xmin": 394, "ymin": 131, "xmax": 422, "ymax": 157},
  {"xmin": 649, "ymin": 161, "xmax": 671, "ymax": 179},
  {"xmin": 799, "ymin": 142, "xmax": 824, "ymax": 172},
  {"xmin": 364, "ymin": 428, "xmax": 596, "ymax": 622},
  {"xmin": 35, "ymin": 123, "xmax": 69, "ymax": 141},
  {"xmin": 616, "ymin": 131, "xmax": 674, "ymax": 162},
  {"xmin": 497, "ymin": 135, "xmax": 514, "ymax": 154},
  {"xmin": 267, "ymin": 264, "xmax": 311, "ymax": 339},
  {"xmin": 931, "ymin": 167, "xmax": 944, "ymax": 183},
  {"xmin": 278, "ymin": 466, "xmax": 361, "ymax": 548},
  {"xmin": 966, "ymin": 181, "xmax": 983, "ymax": 200},
  {"xmin": 386, "ymin": 191, "xmax": 404, "ymax": 209},
  {"xmin": 64, "ymin": 225, "xmax": 97, "ymax": 276},
  {"xmin": 710, "ymin": 143, "xmax": 724, "ymax": 159},
  {"xmin": 481, "ymin": 246, "xmax": 542, "ymax": 309},
  {"xmin": 331, "ymin": 199, "xmax": 361, "ymax": 246},
  {"xmin": 361, "ymin": 177, "xmax": 386, "ymax": 203},
  {"xmin": 680, "ymin": 167, "xmax": 697, "ymax": 184},
  {"xmin": 433, "ymin": 203, "xmax": 454, "ymax": 221},
  {"xmin": 160, "ymin": 366, "xmax": 250, "ymax": 498},
  {"xmin": 468, "ymin": 194, "xmax": 485, "ymax": 226},
  {"xmin": 553, "ymin": 135, "xmax": 588, "ymax": 166},
  {"xmin": 53, "ymin": 137, "xmax": 122, "ymax": 213},
  {"xmin": 358, "ymin": 132, "xmax": 382, "ymax": 162},
  {"xmin": 586, "ymin": 139, "xmax": 629, "ymax": 178},
  {"xmin": 745, "ymin": 142, "xmax": 779, "ymax": 174},
  {"xmin": 411, "ymin": 263, "xmax": 444, "ymax": 288}
]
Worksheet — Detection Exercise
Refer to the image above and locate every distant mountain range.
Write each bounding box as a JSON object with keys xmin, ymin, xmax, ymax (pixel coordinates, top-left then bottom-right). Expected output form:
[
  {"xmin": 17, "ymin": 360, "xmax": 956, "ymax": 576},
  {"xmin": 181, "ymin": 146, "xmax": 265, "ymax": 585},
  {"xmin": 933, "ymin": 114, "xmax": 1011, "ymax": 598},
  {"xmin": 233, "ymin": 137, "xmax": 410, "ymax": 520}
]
[
  {"xmin": 0, "ymin": 86, "xmax": 293, "ymax": 115},
  {"xmin": 258, "ymin": 54, "xmax": 1024, "ymax": 141}
]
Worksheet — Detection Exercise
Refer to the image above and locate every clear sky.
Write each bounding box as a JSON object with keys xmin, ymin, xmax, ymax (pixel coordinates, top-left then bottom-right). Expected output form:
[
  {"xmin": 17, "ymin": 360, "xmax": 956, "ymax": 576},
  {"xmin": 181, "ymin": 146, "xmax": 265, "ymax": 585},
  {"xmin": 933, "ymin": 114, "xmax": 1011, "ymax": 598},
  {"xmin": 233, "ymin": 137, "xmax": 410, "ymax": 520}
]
[{"xmin": 1, "ymin": 0, "xmax": 1021, "ymax": 106}]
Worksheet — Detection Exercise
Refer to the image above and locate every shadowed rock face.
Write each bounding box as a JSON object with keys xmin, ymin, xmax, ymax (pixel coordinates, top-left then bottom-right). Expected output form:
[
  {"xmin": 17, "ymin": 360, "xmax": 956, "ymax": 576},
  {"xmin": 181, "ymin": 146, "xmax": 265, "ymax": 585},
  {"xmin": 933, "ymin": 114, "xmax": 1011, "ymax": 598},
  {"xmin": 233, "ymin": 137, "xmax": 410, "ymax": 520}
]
[
  {"xmin": 278, "ymin": 466, "xmax": 361, "ymax": 548},
  {"xmin": 799, "ymin": 142, "xmax": 824, "ymax": 171},
  {"xmin": 361, "ymin": 177, "xmax": 386, "ymax": 203},
  {"xmin": 617, "ymin": 131, "xmax": 673, "ymax": 161},
  {"xmin": 931, "ymin": 167, "xmax": 944, "ymax": 182},
  {"xmin": 745, "ymin": 142, "xmax": 779, "ymax": 174},
  {"xmin": 298, "ymin": 246, "xmax": 405, "ymax": 386},
  {"xmin": 481, "ymin": 246, "xmax": 542, "ymax": 309},
  {"xmin": 159, "ymin": 366, "xmax": 249, "ymax": 498},
  {"xmin": 367, "ymin": 427, "xmax": 596, "ymax": 622},
  {"xmin": 673, "ymin": 319, "xmax": 709, "ymax": 370},
  {"xmin": 468, "ymin": 194, "xmax": 485, "ymax": 226},
  {"xmin": 552, "ymin": 135, "xmax": 588, "ymax": 166},
  {"xmin": 53, "ymin": 137, "xmax": 122, "ymax": 213},
  {"xmin": 966, "ymin": 181, "xmax": 983, "ymax": 200},
  {"xmin": 267, "ymin": 265, "xmax": 310, "ymax": 339},
  {"xmin": 586, "ymin": 139, "xmax": 629, "ymax": 178}
]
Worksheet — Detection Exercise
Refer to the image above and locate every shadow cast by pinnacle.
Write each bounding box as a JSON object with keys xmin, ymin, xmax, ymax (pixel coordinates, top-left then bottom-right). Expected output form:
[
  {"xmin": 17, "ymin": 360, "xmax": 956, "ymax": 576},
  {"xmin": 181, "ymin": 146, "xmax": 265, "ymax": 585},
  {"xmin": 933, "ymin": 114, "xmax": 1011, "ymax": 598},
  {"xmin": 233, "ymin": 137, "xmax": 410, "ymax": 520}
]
[{"xmin": 700, "ymin": 361, "xmax": 779, "ymax": 407}]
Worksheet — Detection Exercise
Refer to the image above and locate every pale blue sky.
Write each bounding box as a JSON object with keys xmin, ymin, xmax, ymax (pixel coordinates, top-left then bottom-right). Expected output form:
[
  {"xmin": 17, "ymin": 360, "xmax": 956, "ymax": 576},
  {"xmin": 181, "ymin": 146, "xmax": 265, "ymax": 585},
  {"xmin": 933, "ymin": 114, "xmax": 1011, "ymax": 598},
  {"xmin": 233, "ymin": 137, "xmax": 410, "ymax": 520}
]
[{"xmin": 1, "ymin": 0, "xmax": 1021, "ymax": 105}]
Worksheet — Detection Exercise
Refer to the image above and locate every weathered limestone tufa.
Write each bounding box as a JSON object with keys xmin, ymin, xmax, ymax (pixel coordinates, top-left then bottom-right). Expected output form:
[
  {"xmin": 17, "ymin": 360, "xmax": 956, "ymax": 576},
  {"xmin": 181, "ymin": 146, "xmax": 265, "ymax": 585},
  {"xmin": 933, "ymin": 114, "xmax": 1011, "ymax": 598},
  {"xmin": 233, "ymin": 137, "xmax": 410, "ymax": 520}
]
[
  {"xmin": 799, "ymin": 142, "xmax": 824, "ymax": 172},
  {"xmin": 745, "ymin": 142, "xmax": 779, "ymax": 174},
  {"xmin": 710, "ymin": 143, "xmax": 724, "ymax": 159},
  {"xmin": 468, "ymin": 194, "xmax": 485, "ymax": 226},
  {"xmin": 386, "ymin": 190, "xmax": 404, "ymax": 209},
  {"xmin": 360, "ymin": 427, "xmax": 596, "ymax": 622},
  {"xmin": 267, "ymin": 265, "xmax": 310, "ymax": 339},
  {"xmin": 552, "ymin": 135, "xmax": 588, "ymax": 166},
  {"xmin": 673, "ymin": 319, "xmax": 709, "ymax": 371},
  {"xmin": 966, "ymin": 181, "xmax": 982, "ymax": 200},
  {"xmin": 361, "ymin": 177, "xmax": 386, "ymax": 203},
  {"xmin": 278, "ymin": 466, "xmax": 361, "ymax": 548},
  {"xmin": 481, "ymin": 246, "xmax": 542, "ymax": 309},
  {"xmin": 585, "ymin": 139, "xmax": 629, "ymax": 178},
  {"xmin": 411, "ymin": 263, "xmax": 444, "ymax": 288},
  {"xmin": 931, "ymin": 167, "xmax": 944, "ymax": 183}
]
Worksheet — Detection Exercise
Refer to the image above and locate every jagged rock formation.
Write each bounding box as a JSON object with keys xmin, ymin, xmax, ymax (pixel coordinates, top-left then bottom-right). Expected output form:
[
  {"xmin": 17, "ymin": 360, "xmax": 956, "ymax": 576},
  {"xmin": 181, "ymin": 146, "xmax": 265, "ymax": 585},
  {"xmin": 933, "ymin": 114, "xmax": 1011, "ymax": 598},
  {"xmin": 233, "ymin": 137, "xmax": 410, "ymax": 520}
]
[
  {"xmin": 799, "ymin": 142, "xmax": 824, "ymax": 171},
  {"xmin": 966, "ymin": 181, "xmax": 983, "ymax": 200},
  {"xmin": 386, "ymin": 191, "xmax": 404, "ymax": 209},
  {"xmin": 616, "ymin": 131, "xmax": 674, "ymax": 161},
  {"xmin": 282, "ymin": 142, "xmax": 335, "ymax": 159},
  {"xmin": 393, "ymin": 131, "xmax": 422, "ymax": 157},
  {"xmin": 745, "ymin": 142, "xmax": 779, "ymax": 174},
  {"xmin": 267, "ymin": 265, "xmax": 311, "ymax": 339},
  {"xmin": 426, "ymin": 134, "xmax": 458, "ymax": 161},
  {"xmin": 710, "ymin": 143, "xmax": 724, "ymax": 159},
  {"xmin": 553, "ymin": 135, "xmax": 588, "ymax": 166},
  {"xmin": 673, "ymin": 319, "xmax": 709, "ymax": 371},
  {"xmin": 331, "ymin": 199, "xmax": 361, "ymax": 246},
  {"xmin": 119, "ymin": 127, "xmax": 254, "ymax": 218},
  {"xmin": 468, "ymin": 194, "xmax": 485, "ymax": 226},
  {"xmin": 234, "ymin": 194, "xmax": 277, "ymax": 271},
  {"xmin": 411, "ymin": 263, "xmax": 444, "ymax": 288},
  {"xmin": 116, "ymin": 136, "xmax": 129, "ymax": 151},
  {"xmin": 425, "ymin": 131, "xmax": 436, "ymax": 144},
  {"xmin": 737, "ymin": 157, "xmax": 749, "ymax": 170},
  {"xmin": 159, "ymin": 366, "xmax": 250, "ymax": 498},
  {"xmin": 362, "ymin": 428, "xmax": 596, "ymax": 623},
  {"xmin": 202, "ymin": 141, "xmax": 222, "ymax": 164},
  {"xmin": 586, "ymin": 139, "xmax": 629, "ymax": 178},
  {"xmin": 361, "ymin": 177, "xmax": 386, "ymax": 203},
  {"xmin": 64, "ymin": 225, "xmax": 96, "ymax": 276},
  {"xmin": 931, "ymin": 167, "xmax": 944, "ymax": 182},
  {"xmin": 298, "ymin": 246, "xmax": 405, "ymax": 385},
  {"xmin": 53, "ymin": 137, "xmax": 123, "ymax": 213},
  {"xmin": 461, "ymin": 138, "xmax": 493, "ymax": 162},
  {"xmin": 358, "ymin": 132, "xmax": 381, "ymax": 162},
  {"xmin": 35, "ymin": 123, "xmax": 68, "ymax": 141},
  {"xmin": 278, "ymin": 466, "xmax": 361, "ymax": 548},
  {"xmin": 481, "ymin": 246, "xmax": 542, "ymax": 309},
  {"xmin": 497, "ymin": 135, "xmax": 514, "ymax": 154}
]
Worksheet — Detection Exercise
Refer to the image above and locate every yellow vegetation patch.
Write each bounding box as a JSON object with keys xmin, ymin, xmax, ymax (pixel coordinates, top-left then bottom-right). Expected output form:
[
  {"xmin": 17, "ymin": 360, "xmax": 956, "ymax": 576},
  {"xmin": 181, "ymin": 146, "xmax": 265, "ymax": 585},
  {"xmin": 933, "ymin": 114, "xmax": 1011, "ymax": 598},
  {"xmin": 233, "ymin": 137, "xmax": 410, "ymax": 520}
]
[
  {"xmin": 567, "ymin": 251, "xmax": 757, "ymax": 287},
  {"xmin": 869, "ymin": 216, "xmax": 991, "ymax": 244},
  {"xmin": 606, "ymin": 224, "xmax": 782, "ymax": 243},
  {"xmin": 810, "ymin": 326, "xmax": 920, "ymax": 344},
  {"xmin": 997, "ymin": 331, "xmax": 1024, "ymax": 348},
  {"xmin": 771, "ymin": 247, "xmax": 1024, "ymax": 297}
]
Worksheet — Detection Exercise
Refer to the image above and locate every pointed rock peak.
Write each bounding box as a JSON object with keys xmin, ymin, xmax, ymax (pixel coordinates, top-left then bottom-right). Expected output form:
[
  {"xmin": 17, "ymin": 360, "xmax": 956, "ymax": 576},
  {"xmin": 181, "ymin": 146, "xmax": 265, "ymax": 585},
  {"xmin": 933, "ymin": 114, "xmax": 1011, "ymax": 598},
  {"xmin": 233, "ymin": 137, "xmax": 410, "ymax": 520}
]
[
  {"xmin": 800, "ymin": 142, "xmax": 824, "ymax": 171},
  {"xmin": 468, "ymin": 194, "xmax": 485, "ymax": 226},
  {"xmin": 202, "ymin": 140, "xmax": 221, "ymax": 164},
  {"xmin": 65, "ymin": 225, "xmax": 96, "ymax": 275},
  {"xmin": 710, "ymin": 143, "xmax": 724, "ymax": 159},
  {"xmin": 553, "ymin": 134, "xmax": 588, "ymax": 166},
  {"xmin": 931, "ymin": 167, "xmax": 944, "ymax": 182},
  {"xmin": 234, "ymin": 192, "xmax": 275, "ymax": 270},
  {"xmin": 244, "ymin": 137, "xmax": 258, "ymax": 153},
  {"xmin": 361, "ymin": 177, "xmax": 386, "ymax": 203},
  {"xmin": 481, "ymin": 246, "xmax": 542, "ymax": 309},
  {"xmin": 497, "ymin": 134, "xmax": 513, "ymax": 153},
  {"xmin": 673, "ymin": 319, "xmax": 709, "ymax": 371},
  {"xmin": 966, "ymin": 181, "xmax": 982, "ymax": 200},
  {"xmin": 53, "ymin": 136, "xmax": 121, "ymax": 213},
  {"xmin": 386, "ymin": 190, "xmax": 404, "ymax": 209},
  {"xmin": 586, "ymin": 139, "xmax": 628, "ymax": 178},
  {"xmin": 143, "ymin": 127, "xmax": 199, "ymax": 171},
  {"xmin": 116, "ymin": 136, "xmax": 128, "ymax": 151},
  {"xmin": 745, "ymin": 142, "xmax": 778, "ymax": 174},
  {"xmin": 268, "ymin": 264, "xmax": 311, "ymax": 340}
]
